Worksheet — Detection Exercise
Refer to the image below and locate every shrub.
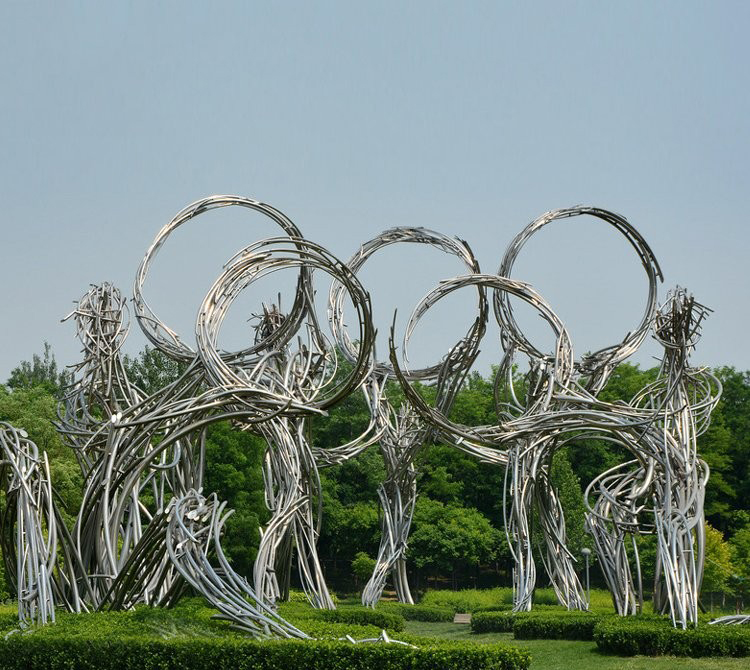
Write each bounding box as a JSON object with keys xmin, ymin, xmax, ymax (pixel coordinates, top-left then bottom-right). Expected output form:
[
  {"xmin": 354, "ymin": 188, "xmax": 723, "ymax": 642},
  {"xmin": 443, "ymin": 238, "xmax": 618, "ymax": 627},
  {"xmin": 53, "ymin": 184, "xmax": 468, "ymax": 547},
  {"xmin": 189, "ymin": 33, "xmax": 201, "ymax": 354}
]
[
  {"xmin": 379, "ymin": 603, "xmax": 455, "ymax": 622},
  {"xmin": 297, "ymin": 619, "xmax": 384, "ymax": 639},
  {"xmin": 472, "ymin": 605, "xmax": 512, "ymax": 614},
  {"xmin": 0, "ymin": 631, "xmax": 531, "ymax": 670},
  {"xmin": 318, "ymin": 606, "xmax": 406, "ymax": 632},
  {"xmin": 420, "ymin": 588, "xmax": 513, "ymax": 613},
  {"xmin": 472, "ymin": 608, "xmax": 603, "ymax": 639},
  {"xmin": 594, "ymin": 617, "xmax": 750, "ymax": 657},
  {"xmin": 0, "ymin": 599, "xmax": 532, "ymax": 669},
  {"xmin": 512, "ymin": 612, "xmax": 599, "ymax": 640},
  {"xmin": 352, "ymin": 552, "xmax": 377, "ymax": 582},
  {"xmin": 530, "ymin": 588, "xmax": 560, "ymax": 606},
  {"xmin": 287, "ymin": 589, "xmax": 339, "ymax": 606},
  {"xmin": 471, "ymin": 611, "xmax": 518, "ymax": 633}
]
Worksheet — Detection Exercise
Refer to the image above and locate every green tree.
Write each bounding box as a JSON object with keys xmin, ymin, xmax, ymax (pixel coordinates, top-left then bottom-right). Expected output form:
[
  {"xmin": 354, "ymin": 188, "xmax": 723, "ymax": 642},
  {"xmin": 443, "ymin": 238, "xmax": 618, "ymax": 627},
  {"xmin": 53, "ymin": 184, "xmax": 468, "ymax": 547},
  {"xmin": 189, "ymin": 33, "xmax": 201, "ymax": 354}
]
[
  {"xmin": 698, "ymin": 414, "xmax": 736, "ymax": 532},
  {"xmin": 730, "ymin": 526, "xmax": 750, "ymax": 582},
  {"xmin": 351, "ymin": 551, "xmax": 376, "ymax": 584},
  {"xmin": 6, "ymin": 342, "xmax": 72, "ymax": 397},
  {"xmin": 408, "ymin": 497, "xmax": 504, "ymax": 586},
  {"xmin": 709, "ymin": 368, "xmax": 750, "ymax": 530},
  {"xmin": 548, "ymin": 448, "xmax": 587, "ymax": 559},
  {"xmin": 702, "ymin": 523, "xmax": 734, "ymax": 609},
  {"xmin": 203, "ymin": 421, "xmax": 268, "ymax": 576},
  {"xmin": 122, "ymin": 346, "xmax": 187, "ymax": 395},
  {"xmin": 0, "ymin": 385, "xmax": 83, "ymax": 521},
  {"xmin": 729, "ymin": 525, "xmax": 750, "ymax": 612}
]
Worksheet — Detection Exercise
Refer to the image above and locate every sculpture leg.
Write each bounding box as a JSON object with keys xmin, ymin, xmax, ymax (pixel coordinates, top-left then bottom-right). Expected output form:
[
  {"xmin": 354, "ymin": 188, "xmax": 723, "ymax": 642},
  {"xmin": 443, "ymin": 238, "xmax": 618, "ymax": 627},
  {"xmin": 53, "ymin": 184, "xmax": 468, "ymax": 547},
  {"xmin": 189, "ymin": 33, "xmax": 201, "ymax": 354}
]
[
  {"xmin": 362, "ymin": 470, "xmax": 416, "ymax": 607},
  {"xmin": 506, "ymin": 446, "xmax": 536, "ymax": 612},
  {"xmin": 536, "ymin": 471, "xmax": 588, "ymax": 610}
]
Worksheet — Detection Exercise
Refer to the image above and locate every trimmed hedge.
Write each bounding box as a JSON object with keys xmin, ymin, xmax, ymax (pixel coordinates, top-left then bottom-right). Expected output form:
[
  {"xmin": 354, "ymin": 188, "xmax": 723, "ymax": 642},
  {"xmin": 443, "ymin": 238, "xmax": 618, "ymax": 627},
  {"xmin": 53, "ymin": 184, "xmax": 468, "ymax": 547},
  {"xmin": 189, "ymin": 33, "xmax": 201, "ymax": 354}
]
[
  {"xmin": 471, "ymin": 611, "xmax": 519, "ymax": 633},
  {"xmin": 287, "ymin": 589, "xmax": 339, "ymax": 605},
  {"xmin": 512, "ymin": 612, "xmax": 599, "ymax": 640},
  {"xmin": 471, "ymin": 609, "xmax": 601, "ymax": 640},
  {"xmin": 318, "ymin": 606, "xmax": 406, "ymax": 632},
  {"xmin": 291, "ymin": 619, "xmax": 384, "ymax": 639},
  {"xmin": 594, "ymin": 617, "xmax": 750, "ymax": 657},
  {"xmin": 472, "ymin": 605, "xmax": 512, "ymax": 614},
  {"xmin": 379, "ymin": 603, "xmax": 455, "ymax": 623},
  {"xmin": 0, "ymin": 635, "xmax": 532, "ymax": 670},
  {"xmin": 0, "ymin": 601, "xmax": 530, "ymax": 670}
]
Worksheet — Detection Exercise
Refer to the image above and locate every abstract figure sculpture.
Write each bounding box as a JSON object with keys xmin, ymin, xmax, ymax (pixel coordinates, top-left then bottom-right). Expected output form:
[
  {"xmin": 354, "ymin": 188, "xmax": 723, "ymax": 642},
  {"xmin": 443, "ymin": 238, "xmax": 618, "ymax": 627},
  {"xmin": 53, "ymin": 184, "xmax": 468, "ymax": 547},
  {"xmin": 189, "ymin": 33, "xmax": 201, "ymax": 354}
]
[
  {"xmin": 329, "ymin": 227, "xmax": 487, "ymax": 607},
  {"xmin": 0, "ymin": 196, "xmax": 721, "ymax": 635}
]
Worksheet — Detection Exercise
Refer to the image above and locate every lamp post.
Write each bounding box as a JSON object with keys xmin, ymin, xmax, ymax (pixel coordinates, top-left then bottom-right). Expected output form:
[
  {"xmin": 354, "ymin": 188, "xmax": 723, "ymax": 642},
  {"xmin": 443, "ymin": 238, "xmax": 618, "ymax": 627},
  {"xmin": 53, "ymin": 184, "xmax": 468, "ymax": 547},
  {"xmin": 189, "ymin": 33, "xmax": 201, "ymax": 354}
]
[{"xmin": 581, "ymin": 548, "xmax": 592, "ymax": 605}]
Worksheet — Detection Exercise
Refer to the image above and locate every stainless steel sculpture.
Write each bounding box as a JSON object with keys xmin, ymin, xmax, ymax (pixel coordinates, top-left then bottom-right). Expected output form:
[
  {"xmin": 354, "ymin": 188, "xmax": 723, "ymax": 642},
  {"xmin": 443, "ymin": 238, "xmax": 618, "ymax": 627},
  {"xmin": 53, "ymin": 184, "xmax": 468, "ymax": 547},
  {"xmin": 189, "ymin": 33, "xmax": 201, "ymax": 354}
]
[
  {"xmin": 0, "ymin": 197, "xmax": 721, "ymax": 634},
  {"xmin": 387, "ymin": 207, "xmax": 718, "ymax": 627},
  {"xmin": 329, "ymin": 228, "xmax": 487, "ymax": 607},
  {"xmin": 0, "ymin": 423, "xmax": 58, "ymax": 626}
]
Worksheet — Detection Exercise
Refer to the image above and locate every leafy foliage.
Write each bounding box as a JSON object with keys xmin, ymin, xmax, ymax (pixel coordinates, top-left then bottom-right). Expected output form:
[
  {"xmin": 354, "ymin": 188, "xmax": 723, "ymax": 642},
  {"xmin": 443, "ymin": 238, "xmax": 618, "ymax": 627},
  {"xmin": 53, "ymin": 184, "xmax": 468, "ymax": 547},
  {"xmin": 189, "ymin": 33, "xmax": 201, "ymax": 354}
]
[
  {"xmin": 377, "ymin": 603, "xmax": 455, "ymax": 622},
  {"xmin": 408, "ymin": 498, "xmax": 504, "ymax": 577},
  {"xmin": 703, "ymin": 523, "xmax": 734, "ymax": 596},
  {"xmin": 122, "ymin": 346, "xmax": 187, "ymax": 396},
  {"xmin": 202, "ymin": 421, "xmax": 268, "ymax": 575},
  {"xmin": 352, "ymin": 551, "xmax": 377, "ymax": 583},
  {"xmin": 6, "ymin": 342, "xmax": 72, "ymax": 397},
  {"xmin": 594, "ymin": 616, "xmax": 750, "ymax": 657}
]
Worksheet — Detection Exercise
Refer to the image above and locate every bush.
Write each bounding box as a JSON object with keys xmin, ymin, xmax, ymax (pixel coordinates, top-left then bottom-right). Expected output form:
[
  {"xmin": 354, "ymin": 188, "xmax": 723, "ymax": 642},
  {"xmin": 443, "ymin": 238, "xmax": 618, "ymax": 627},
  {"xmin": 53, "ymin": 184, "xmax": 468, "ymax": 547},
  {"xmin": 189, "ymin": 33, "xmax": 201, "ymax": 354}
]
[
  {"xmin": 318, "ymin": 606, "xmax": 406, "ymax": 632},
  {"xmin": 471, "ymin": 609, "xmax": 602, "ymax": 639},
  {"xmin": 352, "ymin": 552, "xmax": 377, "ymax": 582},
  {"xmin": 594, "ymin": 617, "xmax": 750, "ymax": 657},
  {"xmin": 420, "ymin": 588, "xmax": 615, "ymax": 614},
  {"xmin": 472, "ymin": 605, "xmax": 512, "ymax": 614},
  {"xmin": 0, "ymin": 600, "xmax": 531, "ymax": 669},
  {"xmin": 296, "ymin": 619, "xmax": 384, "ymax": 639},
  {"xmin": 379, "ymin": 604, "xmax": 455, "ymax": 623},
  {"xmin": 287, "ymin": 589, "xmax": 339, "ymax": 606},
  {"xmin": 420, "ymin": 588, "xmax": 513, "ymax": 613},
  {"xmin": 0, "ymin": 631, "xmax": 531, "ymax": 670},
  {"xmin": 512, "ymin": 612, "xmax": 599, "ymax": 640},
  {"xmin": 471, "ymin": 611, "xmax": 520, "ymax": 633},
  {"xmin": 530, "ymin": 588, "xmax": 560, "ymax": 606}
]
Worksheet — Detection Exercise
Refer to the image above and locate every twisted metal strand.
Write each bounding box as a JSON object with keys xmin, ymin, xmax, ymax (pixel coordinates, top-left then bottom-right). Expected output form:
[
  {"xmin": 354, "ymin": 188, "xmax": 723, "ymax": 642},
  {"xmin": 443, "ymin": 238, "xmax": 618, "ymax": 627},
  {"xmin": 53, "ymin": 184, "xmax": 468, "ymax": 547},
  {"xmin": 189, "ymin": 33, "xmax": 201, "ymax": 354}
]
[{"xmin": 329, "ymin": 227, "xmax": 487, "ymax": 607}]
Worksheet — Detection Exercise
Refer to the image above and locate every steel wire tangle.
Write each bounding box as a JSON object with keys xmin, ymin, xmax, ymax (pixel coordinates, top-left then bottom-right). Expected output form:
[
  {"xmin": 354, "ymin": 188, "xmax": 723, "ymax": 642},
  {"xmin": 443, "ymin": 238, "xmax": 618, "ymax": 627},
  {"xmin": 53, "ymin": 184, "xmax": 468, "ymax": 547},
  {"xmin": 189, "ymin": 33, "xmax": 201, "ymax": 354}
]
[
  {"xmin": 0, "ymin": 423, "xmax": 58, "ymax": 627},
  {"xmin": 166, "ymin": 490, "xmax": 308, "ymax": 638},
  {"xmin": 57, "ymin": 283, "xmax": 143, "ymax": 477},
  {"xmin": 53, "ymin": 283, "xmax": 206, "ymax": 611},
  {"xmin": 387, "ymin": 272, "xmax": 585, "ymax": 611},
  {"xmin": 71, "ymin": 359, "xmax": 209, "ymax": 611},
  {"xmin": 328, "ymin": 227, "xmax": 488, "ymax": 607},
  {"xmin": 496, "ymin": 205, "xmax": 663, "ymax": 394},
  {"xmin": 488, "ymin": 206, "xmax": 664, "ymax": 612},
  {"xmin": 585, "ymin": 288, "xmax": 721, "ymax": 627},
  {"xmin": 127, "ymin": 194, "xmax": 320, "ymax": 610},
  {"xmin": 133, "ymin": 195, "xmax": 310, "ymax": 365},
  {"xmin": 195, "ymin": 236, "xmax": 377, "ymax": 609},
  {"xmin": 387, "ymin": 273, "xmax": 573, "ymax": 456}
]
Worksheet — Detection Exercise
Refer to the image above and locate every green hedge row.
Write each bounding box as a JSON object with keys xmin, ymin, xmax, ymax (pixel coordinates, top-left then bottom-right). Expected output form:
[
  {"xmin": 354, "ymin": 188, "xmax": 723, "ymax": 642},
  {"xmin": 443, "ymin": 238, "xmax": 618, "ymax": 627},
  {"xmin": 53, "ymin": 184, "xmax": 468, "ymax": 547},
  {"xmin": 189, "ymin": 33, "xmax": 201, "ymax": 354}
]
[
  {"xmin": 0, "ymin": 635, "xmax": 531, "ymax": 670},
  {"xmin": 594, "ymin": 618, "xmax": 750, "ymax": 657},
  {"xmin": 512, "ymin": 613, "xmax": 599, "ymax": 640},
  {"xmin": 378, "ymin": 604, "xmax": 455, "ymax": 623},
  {"xmin": 471, "ymin": 609, "xmax": 601, "ymax": 639},
  {"xmin": 471, "ymin": 610, "xmax": 519, "ymax": 633},
  {"xmin": 318, "ymin": 606, "xmax": 406, "ymax": 632}
]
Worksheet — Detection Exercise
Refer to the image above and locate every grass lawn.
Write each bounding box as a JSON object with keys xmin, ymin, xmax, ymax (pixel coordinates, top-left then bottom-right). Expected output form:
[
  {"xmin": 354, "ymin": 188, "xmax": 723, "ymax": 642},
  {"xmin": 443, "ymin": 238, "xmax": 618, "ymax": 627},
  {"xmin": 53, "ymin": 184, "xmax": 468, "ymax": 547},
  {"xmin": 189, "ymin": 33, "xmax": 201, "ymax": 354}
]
[{"xmin": 404, "ymin": 621, "xmax": 750, "ymax": 670}]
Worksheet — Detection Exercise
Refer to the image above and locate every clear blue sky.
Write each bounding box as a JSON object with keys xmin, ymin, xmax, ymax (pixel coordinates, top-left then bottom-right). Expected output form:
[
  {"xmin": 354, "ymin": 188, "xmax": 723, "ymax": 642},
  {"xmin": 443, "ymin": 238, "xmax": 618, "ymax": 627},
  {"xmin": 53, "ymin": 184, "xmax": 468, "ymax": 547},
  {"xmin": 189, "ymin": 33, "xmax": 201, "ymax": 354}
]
[{"xmin": 1, "ymin": 2, "xmax": 748, "ymax": 380}]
